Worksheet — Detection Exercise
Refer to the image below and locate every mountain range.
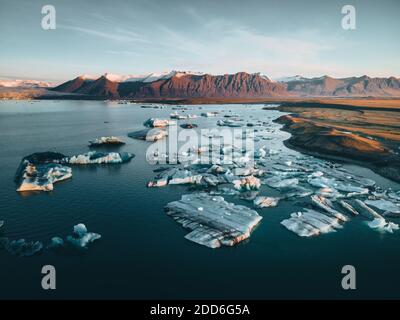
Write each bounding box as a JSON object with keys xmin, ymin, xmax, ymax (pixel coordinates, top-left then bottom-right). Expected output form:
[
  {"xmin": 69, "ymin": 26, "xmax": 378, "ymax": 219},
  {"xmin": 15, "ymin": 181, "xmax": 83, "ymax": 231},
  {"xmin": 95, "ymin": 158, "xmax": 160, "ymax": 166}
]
[{"xmin": 2, "ymin": 71, "xmax": 400, "ymax": 99}]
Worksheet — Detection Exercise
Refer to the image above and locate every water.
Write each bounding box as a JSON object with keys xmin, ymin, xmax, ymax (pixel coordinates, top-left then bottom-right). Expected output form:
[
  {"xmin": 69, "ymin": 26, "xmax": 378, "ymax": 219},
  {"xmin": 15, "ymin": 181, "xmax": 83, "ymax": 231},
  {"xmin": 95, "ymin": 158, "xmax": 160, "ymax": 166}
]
[{"xmin": 0, "ymin": 100, "xmax": 399, "ymax": 299}]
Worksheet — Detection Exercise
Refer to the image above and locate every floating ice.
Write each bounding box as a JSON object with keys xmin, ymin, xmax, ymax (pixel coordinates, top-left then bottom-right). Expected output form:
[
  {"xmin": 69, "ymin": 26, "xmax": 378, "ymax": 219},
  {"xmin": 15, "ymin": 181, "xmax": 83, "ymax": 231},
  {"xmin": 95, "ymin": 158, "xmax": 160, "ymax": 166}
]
[
  {"xmin": 233, "ymin": 176, "xmax": 261, "ymax": 191},
  {"xmin": 89, "ymin": 136, "xmax": 125, "ymax": 146},
  {"xmin": 217, "ymin": 119, "xmax": 242, "ymax": 127},
  {"xmin": 311, "ymin": 195, "xmax": 348, "ymax": 222},
  {"xmin": 0, "ymin": 238, "xmax": 43, "ymax": 257},
  {"xmin": 355, "ymin": 199, "xmax": 384, "ymax": 220},
  {"xmin": 144, "ymin": 118, "xmax": 176, "ymax": 127},
  {"xmin": 281, "ymin": 208, "xmax": 342, "ymax": 237},
  {"xmin": 128, "ymin": 128, "xmax": 168, "ymax": 141},
  {"xmin": 338, "ymin": 200, "xmax": 359, "ymax": 216},
  {"xmin": 365, "ymin": 199, "xmax": 400, "ymax": 214},
  {"xmin": 201, "ymin": 112, "xmax": 218, "ymax": 117},
  {"xmin": 254, "ymin": 196, "xmax": 279, "ymax": 208},
  {"xmin": 65, "ymin": 151, "xmax": 133, "ymax": 165},
  {"xmin": 66, "ymin": 223, "xmax": 101, "ymax": 249},
  {"xmin": 264, "ymin": 177, "xmax": 299, "ymax": 189},
  {"xmin": 148, "ymin": 167, "xmax": 202, "ymax": 187},
  {"xmin": 308, "ymin": 176, "xmax": 369, "ymax": 197},
  {"xmin": 164, "ymin": 193, "xmax": 262, "ymax": 248},
  {"xmin": 47, "ymin": 237, "xmax": 64, "ymax": 249},
  {"xmin": 366, "ymin": 218, "xmax": 399, "ymax": 233},
  {"xmin": 15, "ymin": 153, "xmax": 73, "ymax": 192}
]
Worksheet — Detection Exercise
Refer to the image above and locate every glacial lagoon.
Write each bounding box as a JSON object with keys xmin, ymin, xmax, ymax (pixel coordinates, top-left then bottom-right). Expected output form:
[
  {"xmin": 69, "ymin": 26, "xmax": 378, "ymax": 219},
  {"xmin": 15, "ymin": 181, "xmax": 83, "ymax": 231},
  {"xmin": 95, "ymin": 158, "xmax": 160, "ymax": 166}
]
[{"xmin": 0, "ymin": 100, "xmax": 400, "ymax": 299}]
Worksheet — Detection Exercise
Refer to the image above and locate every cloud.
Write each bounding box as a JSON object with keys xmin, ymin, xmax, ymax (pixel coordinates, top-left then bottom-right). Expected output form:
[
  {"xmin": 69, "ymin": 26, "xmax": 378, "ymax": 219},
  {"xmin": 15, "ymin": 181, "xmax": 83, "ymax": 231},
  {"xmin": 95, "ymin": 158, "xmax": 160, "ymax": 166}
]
[
  {"xmin": 151, "ymin": 17, "xmax": 334, "ymax": 77},
  {"xmin": 58, "ymin": 25, "xmax": 151, "ymax": 44}
]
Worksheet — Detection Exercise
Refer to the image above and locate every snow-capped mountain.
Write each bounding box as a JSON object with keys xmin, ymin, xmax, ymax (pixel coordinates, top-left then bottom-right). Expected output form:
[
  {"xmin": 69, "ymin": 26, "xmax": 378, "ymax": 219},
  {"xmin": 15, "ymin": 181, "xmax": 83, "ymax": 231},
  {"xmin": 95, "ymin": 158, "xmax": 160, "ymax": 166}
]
[
  {"xmin": 0, "ymin": 79, "xmax": 54, "ymax": 88},
  {"xmin": 274, "ymin": 75, "xmax": 308, "ymax": 83}
]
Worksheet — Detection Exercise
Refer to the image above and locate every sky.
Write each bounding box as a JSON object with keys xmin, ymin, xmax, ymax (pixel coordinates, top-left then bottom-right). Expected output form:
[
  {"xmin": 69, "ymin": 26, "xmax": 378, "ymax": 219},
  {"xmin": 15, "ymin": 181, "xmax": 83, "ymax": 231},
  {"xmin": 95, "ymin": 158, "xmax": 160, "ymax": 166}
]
[{"xmin": 0, "ymin": 0, "xmax": 399, "ymax": 83}]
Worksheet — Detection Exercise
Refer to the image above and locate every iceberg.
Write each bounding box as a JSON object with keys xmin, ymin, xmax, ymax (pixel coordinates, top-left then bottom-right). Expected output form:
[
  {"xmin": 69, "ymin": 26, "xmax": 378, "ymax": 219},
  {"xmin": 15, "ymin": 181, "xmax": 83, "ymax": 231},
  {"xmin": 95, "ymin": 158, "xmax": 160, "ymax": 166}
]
[
  {"xmin": 233, "ymin": 176, "xmax": 261, "ymax": 191},
  {"xmin": 281, "ymin": 208, "xmax": 342, "ymax": 237},
  {"xmin": 180, "ymin": 123, "xmax": 198, "ymax": 129},
  {"xmin": 164, "ymin": 193, "xmax": 262, "ymax": 248},
  {"xmin": 47, "ymin": 237, "xmax": 64, "ymax": 249},
  {"xmin": 338, "ymin": 200, "xmax": 359, "ymax": 216},
  {"xmin": 307, "ymin": 176, "xmax": 369, "ymax": 197},
  {"xmin": 89, "ymin": 136, "xmax": 125, "ymax": 146},
  {"xmin": 311, "ymin": 195, "xmax": 348, "ymax": 221},
  {"xmin": 128, "ymin": 128, "xmax": 168, "ymax": 142},
  {"xmin": 254, "ymin": 196, "xmax": 279, "ymax": 208},
  {"xmin": 365, "ymin": 199, "xmax": 400, "ymax": 215},
  {"xmin": 366, "ymin": 218, "xmax": 399, "ymax": 233},
  {"xmin": 0, "ymin": 238, "xmax": 43, "ymax": 257},
  {"xmin": 170, "ymin": 112, "xmax": 188, "ymax": 120},
  {"xmin": 65, "ymin": 151, "xmax": 133, "ymax": 165},
  {"xmin": 217, "ymin": 119, "xmax": 242, "ymax": 127},
  {"xmin": 355, "ymin": 199, "xmax": 384, "ymax": 220},
  {"xmin": 66, "ymin": 223, "xmax": 101, "ymax": 249},
  {"xmin": 15, "ymin": 153, "xmax": 73, "ymax": 192},
  {"xmin": 144, "ymin": 118, "xmax": 176, "ymax": 127},
  {"xmin": 264, "ymin": 177, "xmax": 299, "ymax": 189},
  {"xmin": 148, "ymin": 167, "xmax": 202, "ymax": 187},
  {"xmin": 201, "ymin": 112, "xmax": 218, "ymax": 117}
]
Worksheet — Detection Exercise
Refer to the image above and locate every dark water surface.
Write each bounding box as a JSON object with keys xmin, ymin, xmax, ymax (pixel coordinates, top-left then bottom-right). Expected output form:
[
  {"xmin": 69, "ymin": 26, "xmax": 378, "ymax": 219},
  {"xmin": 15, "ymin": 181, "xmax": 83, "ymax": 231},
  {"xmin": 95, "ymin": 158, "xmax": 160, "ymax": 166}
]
[{"xmin": 0, "ymin": 100, "xmax": 399, "ymax": 299}]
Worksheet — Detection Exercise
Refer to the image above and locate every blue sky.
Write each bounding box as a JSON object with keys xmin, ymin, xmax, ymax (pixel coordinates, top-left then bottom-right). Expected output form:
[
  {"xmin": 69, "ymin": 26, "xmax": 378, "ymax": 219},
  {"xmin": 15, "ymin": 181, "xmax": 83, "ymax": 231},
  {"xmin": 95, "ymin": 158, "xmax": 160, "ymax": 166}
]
[{"xmin": 0, "ymin": 0, "xmax": 399, "ymax": 82}]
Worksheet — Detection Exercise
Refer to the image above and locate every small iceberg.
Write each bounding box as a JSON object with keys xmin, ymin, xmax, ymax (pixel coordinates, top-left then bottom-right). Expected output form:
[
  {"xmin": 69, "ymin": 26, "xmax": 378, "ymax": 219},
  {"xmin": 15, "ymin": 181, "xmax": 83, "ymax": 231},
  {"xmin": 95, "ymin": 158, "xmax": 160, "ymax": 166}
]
[
  {"xmin": 201, "ymin": 112, "xmax": 218, "ymax": 117},
  {"xmin": 89, "ymin": 136, "xmax": 125, "ymax": 146},
  {"xmin": 128, "ymin": 128, "xmax": 168, "ymax": 142},
  {"xmin": 311, "ymin": 195, "xmax": 348, "ymax": 222},
  {"xmin": 366, "ymin": 218, "xmax": 399, "ymax": 233},
  {"xmin": 254, "ymin": 196, "xmax": 279, "ymax": 208},
  {"xmin": 281, "ymin": 208, "xmax": 342, "ymax": 237},
  {"xmin": 0, "ymin": 238, "xmax": 43, "ymax": 257},
  {"xmin": 66, "ymin": 223, "xmax": 101, "ymax": 249},
  {"xmin": 180, "ymin": 123, "xmax": 198, "ymax": 129},
  {"xmin": 65, "ymin": 151, "xmax": 134, "ymax": 165},
  {"xmin": 264, "ymin": 177, "xmax": 299, "ymax": 189},
  {"xmin": 147, "ymin": 167, "xmax": 203, "ymax": 187},
  {"xmin": 164, "ymin": 193, "xmax": 262, "ymax": 248},
  {"xmin": 144, "ymin": 118, "xmax": 176, "ymax": 127},
  {"xmin": 365, "ymin": 199, "xmax": 400, "ymax": 215},
  {"xmin": 233, "ymin": 176, "xmax": 261, "ymax": 191}
]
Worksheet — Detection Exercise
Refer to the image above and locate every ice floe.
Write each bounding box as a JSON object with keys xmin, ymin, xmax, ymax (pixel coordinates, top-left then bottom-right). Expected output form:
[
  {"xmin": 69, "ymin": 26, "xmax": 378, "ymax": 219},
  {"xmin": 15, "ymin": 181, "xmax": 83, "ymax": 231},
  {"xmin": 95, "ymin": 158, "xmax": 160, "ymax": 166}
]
[
  {"xmin": 144, "ymin": 118, "xmax": 176, "ymax": 127},
  {"xmin": 233, "ymin": 176, "xmax": 261, "ymax": 191},
  {"xmin": 65, "ymin": 151, "xmax": 133, "ymax": 165},
  {"xmin": 164, "ymin": 193, "xmax": 262, "ymax": 248},
  {"xmin": 281, "ymin": 208, "xmax": 342, "ymax": 237},
  {"xmin": 89, "ymin": 136, "xmax": 125, "ymax": 146},
  {"xmin": 66, "ymin": 224, "xmax": 101, "ymax": 249},
  {"xmin": 365, "ymin": 199, "xmax": 400, "ymax": 215},
  {"xmin": 15, "ymin": 152, "xmax": 72, "ymax": 192},
  {"xmin": 128, "ymin": 128, "xmax": 168, "ymax": 141},
  {"xmin": 17, "ymin": 163, "xmax": 72, "ymax": 192},
  {"xmin": 0, "ymin": 238, "xmax": 43, "ymax": 257},
  {"xmin": 254, "ymin": 196, "xmax": 280, "ymax": 208}
]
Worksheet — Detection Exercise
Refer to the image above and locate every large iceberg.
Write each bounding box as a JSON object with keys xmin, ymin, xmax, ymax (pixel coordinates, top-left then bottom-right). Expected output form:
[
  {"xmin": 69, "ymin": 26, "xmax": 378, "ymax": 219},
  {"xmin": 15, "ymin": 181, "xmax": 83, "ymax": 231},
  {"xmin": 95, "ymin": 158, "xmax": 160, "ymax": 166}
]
[
  {"xmin": 164, "ymin": 193, "xmax": 262, "ymax": 248},
  {"xmin": 15, "ymin": 152, "xmax": 72, "ymax": 192}
]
